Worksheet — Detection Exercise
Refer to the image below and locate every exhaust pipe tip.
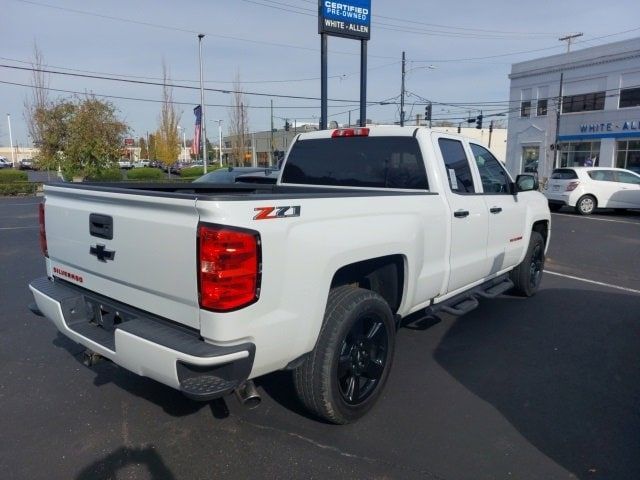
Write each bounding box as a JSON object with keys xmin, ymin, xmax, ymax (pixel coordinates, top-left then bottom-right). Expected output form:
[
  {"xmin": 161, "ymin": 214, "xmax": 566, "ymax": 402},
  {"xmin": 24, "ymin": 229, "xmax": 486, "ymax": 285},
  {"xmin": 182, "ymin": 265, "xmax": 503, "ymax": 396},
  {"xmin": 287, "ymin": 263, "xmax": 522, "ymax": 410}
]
[{"xmin": 234, "ymin": 380, "xmax": 261, "ymax": 409}]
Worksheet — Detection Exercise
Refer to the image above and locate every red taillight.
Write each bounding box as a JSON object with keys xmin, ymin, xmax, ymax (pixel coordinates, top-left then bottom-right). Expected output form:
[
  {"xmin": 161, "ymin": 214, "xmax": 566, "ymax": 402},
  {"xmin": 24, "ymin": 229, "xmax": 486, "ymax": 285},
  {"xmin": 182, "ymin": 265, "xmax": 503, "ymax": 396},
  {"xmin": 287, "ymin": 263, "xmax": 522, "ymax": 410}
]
[
  {"xmin": 198, "ymin": 224, "xmax": 260, "ymax": 312},
  {"xmin": 38, "ymin": 202, "xmax": 48, "ymax": 257},
  {"xmin": 331, "ymin": 128, "xmax": 370, "ymax": 138},
  {"xmin": 566, "ymin": 181, "xmax": 580, "ymax": 191}
]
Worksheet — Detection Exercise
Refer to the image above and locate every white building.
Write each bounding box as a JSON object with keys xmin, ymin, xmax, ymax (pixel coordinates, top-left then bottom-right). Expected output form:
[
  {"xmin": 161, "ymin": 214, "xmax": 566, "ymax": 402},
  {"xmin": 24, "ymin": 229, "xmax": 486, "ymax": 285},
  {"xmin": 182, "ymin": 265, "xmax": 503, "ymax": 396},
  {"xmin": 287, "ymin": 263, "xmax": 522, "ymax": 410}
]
[{"xmin": 506, "ymin": 37, "xmax": 640, "ymax": 182}]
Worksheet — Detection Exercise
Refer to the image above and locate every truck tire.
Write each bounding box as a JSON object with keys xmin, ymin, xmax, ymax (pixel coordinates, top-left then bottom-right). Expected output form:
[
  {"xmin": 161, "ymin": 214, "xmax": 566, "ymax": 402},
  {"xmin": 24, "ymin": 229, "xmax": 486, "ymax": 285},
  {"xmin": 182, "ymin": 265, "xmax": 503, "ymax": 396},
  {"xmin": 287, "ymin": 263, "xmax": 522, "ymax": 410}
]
[
  {"xmin": 509, "ymin": 231, "xmax": 545, "ymax": 297},
  {"xmin": 293, "ymin": 286, "xmax": 396, "ymax": 424}
]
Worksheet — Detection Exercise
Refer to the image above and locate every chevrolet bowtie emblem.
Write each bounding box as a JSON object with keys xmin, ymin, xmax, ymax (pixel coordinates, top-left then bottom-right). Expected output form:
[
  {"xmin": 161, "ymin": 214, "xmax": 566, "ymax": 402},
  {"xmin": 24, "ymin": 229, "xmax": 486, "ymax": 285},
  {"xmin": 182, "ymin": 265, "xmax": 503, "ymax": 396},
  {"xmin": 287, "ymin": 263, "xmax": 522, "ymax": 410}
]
[{"xmin": 90, "ymin": 244, "xmax": 116, "ymax": 262}]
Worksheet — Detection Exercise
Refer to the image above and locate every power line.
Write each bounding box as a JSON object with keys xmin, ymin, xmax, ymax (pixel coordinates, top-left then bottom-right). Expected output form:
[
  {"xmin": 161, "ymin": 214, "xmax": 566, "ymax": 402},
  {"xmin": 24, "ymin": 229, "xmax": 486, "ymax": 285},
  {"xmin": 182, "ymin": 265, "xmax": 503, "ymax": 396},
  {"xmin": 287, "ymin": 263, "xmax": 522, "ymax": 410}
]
[
  {"xmin": 0, "ymin": 63, "xmax": 398, "ymax": 104},
  {"xmin": 297, "ymin": 0, "xmax": 561, "ymax": 36},
  {"xmin": 244, "ymin": 0, "xmax": 558, "ymax": 40},
  {"xmin": 11, "ymin": 0, "xmax": 398, "ymax": 60},
  {"xmin": 0, "ymin": 79, "xmax": 363, "ymax": 110},
  {"xmin": 0, "ymin": 55, "xmax": 399, "ymax": 86},
  {"xmin": 411, "ymin": 26, "xmax": 640, "ymax": 63}
]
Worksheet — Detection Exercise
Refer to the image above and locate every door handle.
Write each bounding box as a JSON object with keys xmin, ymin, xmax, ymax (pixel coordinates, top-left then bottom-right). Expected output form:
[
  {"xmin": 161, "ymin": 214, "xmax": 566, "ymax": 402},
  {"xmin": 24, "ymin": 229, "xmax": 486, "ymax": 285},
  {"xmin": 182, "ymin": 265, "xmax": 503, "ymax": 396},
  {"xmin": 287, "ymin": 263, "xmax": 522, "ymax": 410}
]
[
  {"xmin": 454, "ymin": 210, "xmax": 470, "ymax": 218},
  {"xmin": 490, "ymin": 207, "xmax": 503, "ymax": 214}
]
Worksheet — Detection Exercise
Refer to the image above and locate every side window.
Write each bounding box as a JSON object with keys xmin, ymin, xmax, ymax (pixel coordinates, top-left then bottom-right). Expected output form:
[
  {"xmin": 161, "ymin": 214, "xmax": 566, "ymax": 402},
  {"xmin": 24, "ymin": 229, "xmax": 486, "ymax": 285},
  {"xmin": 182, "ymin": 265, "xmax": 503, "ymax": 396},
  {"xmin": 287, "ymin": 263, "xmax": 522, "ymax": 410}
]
[
  {"xmin": 470, "ymin": 144, "xmax": 510, "ymax": 194},
  {"xmin": 587, "ymin": 170, "xmax": 615, "ymax": 182},
  {"xmin": 438, "ymin": 138, "xmax": 475, "ymax": 193},
  {"xmin": 615, "ymin": 171, "xmax": 640, "ymax": 184}
]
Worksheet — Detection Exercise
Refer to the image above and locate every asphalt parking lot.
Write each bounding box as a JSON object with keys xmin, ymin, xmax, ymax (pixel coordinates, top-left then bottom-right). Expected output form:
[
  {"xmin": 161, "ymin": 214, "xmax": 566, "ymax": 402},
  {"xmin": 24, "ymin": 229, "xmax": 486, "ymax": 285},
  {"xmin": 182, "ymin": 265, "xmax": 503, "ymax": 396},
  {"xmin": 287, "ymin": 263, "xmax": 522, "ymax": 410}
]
[{"xmin": 1, "ymin": 196, "xmax": 639, "ymax": 480}]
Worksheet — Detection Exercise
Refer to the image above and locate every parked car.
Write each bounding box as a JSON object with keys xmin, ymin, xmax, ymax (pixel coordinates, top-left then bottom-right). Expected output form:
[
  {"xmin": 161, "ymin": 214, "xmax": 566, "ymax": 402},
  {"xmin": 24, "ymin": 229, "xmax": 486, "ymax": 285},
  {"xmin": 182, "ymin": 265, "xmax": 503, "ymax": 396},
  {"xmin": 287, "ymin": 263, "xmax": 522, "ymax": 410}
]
[
  {"xmin": 193, "ymin": 166, "xmax": 269, "ymax": 183},
  {"xmin": 0, "ymin": 157, "xmax": 12, "ymax": 169},
  {"xmin": 118, "ymin": 160, "xmax": 133, "ymax": 169},
  {"xmin": 19, "ymin": 158, "xmax": 36, "ymax": 170},
  {"xmin": 133, "ymin": 160, "xmax": 151, "ymax": 168},
  {"xmin": 544, "ymin": 167, "xmax": 640, "ymax": 214}
]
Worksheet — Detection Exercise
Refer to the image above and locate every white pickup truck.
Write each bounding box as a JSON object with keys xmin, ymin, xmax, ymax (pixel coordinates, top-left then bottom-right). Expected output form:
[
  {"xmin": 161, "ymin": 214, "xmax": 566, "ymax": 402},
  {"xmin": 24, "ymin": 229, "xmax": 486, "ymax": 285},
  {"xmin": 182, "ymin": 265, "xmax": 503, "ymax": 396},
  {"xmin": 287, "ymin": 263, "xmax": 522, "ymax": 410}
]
[{"xmin": 29, "ymin": 126, "xmax": 550, "ymax": 424}]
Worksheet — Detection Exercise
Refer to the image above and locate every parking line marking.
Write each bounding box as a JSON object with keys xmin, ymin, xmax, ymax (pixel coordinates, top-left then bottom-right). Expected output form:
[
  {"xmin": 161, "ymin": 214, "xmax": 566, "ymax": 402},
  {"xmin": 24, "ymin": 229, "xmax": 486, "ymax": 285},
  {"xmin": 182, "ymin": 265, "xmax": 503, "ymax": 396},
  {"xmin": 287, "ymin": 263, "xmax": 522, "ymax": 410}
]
[
  {"xmin": 546, "ymin": 270, "xmax": 640, "ymax": 295},
  {"xmin": 0, "ymin": 226, "xmax": 38, "ymax": 230},
  {"xmin": 551, "ymin": 213, "xmax": 640, "ymax": 226}
]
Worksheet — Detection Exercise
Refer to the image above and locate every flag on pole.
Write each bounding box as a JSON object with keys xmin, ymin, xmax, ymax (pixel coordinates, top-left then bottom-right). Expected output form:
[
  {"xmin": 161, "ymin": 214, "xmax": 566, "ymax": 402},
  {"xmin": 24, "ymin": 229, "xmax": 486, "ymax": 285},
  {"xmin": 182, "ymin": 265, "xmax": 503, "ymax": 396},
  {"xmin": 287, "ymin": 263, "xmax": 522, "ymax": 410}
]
[{"xmin": 191, "ymin": 105, "xmax": 202, "ymax": 157}]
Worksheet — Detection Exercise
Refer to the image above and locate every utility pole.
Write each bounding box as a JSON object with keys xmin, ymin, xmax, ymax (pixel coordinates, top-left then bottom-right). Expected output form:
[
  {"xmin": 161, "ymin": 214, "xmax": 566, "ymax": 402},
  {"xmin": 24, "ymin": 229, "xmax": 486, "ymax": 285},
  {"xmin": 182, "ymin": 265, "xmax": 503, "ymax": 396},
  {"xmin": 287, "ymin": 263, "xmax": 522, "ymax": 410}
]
[
  {"xmin": 198, "ymin": 34, "xmax": 208, "ymax": 173},
  {"xmin": 6, "ymin": 114, "xmax": 15, "ymax": 167},
  {"xmin": 554, "ymin": 72, "xmax": 564, "ymax": 171},
  {"xmin": 488, "ymin": 120, "xmax": 494, "ymax": 148},
  {"xmin": 416, "ymin": 114, "xmax": 421, "ymax": 126},
  {"xmin": 400, "ymin": 51, "xmax": 406, "ymax": 126},
  {"xmin": 270, "ymin": 99, "xmax": 274, "ymax": 166},
  {"xmin": 559, "ymin": 33, "xmax": 583, "ymax": 53}
]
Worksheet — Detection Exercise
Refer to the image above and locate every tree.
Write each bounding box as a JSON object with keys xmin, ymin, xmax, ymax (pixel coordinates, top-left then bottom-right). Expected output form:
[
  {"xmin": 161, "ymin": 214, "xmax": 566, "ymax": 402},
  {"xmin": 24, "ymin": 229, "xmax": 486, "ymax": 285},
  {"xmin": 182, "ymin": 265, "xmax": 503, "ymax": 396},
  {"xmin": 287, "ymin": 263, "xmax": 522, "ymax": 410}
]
[
  {"xmin": 35, "ymin": 99, "xmax": 76, "ymax": 172},
  {"xmin": 23, "ymin": 43, "xmax": 50, "ymax": 167},
  {"xmin": 139, "ymin": 137, "xmax": 148, "ymax": 159},
  {"xmin": 155, "ymin": 63, "xmax": 181, "ymax": 169},
  {"xmin": 62, "ymin": 96, "xmax": 128, "ymax": 179},
  {"xmin": 148, "ymin": 133, "xmax": 157, "ymax": 160},
  {"xmin": 229, "ymin": 72, "xmax": 249, "ymax": 166}
]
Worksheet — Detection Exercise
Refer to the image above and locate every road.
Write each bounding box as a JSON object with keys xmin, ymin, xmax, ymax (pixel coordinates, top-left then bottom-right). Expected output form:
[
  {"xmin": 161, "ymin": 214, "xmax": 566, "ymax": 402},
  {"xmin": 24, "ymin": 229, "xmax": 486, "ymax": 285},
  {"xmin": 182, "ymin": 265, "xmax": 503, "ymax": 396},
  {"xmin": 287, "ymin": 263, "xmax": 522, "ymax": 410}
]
[{"xmin": 1, "ymin": 197, "xmax": 638, "ymax": 480}]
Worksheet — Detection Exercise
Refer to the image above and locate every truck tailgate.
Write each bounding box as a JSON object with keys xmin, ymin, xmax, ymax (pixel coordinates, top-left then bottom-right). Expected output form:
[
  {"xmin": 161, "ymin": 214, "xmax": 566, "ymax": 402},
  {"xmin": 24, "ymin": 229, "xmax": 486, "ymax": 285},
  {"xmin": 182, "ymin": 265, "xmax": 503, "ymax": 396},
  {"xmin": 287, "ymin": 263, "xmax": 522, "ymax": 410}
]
[{"xmin": 43, "ymin": 185, "xmax": 201, "ymax": 329}]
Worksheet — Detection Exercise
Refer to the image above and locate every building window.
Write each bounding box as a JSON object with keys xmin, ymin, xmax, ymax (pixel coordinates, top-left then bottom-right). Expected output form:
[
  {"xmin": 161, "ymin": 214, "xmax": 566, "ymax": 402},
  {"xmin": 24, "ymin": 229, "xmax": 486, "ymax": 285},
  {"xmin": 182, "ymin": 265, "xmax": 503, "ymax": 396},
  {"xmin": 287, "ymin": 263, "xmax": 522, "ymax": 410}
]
[
  {"xmin": 616, "ymin": 140, "xmax": 640, "ymax": 174},
  {"xmin": 562, "ymin": 91, "xmax": 605, "ymax": 113},
  {"xmin": 522, "ymin": 146, "xmax": 539, "ymax": 174},
  {"xmin": 520, "ymin": 101, "xmax": 531, "ymax": 118},
  {"xmin": 559, "ymin": 141, "xmax": 600, "ymax": 167},
  {"xmin": 536, "ymin": 99, "xmax": 548, "ymax": 116},
  {"xmin": 619, "ymin": 87, "xmax": 640, "ymax": 108}
]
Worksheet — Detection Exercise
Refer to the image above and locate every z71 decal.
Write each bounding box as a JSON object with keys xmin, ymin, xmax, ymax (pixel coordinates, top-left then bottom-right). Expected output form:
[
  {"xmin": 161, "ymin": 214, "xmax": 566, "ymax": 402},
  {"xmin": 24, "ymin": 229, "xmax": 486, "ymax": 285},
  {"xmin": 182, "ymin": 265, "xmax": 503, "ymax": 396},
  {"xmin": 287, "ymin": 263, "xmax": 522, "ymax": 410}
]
[{"xmin": 254, "ymin": 206, "xmax": 301, "ymax": 220}]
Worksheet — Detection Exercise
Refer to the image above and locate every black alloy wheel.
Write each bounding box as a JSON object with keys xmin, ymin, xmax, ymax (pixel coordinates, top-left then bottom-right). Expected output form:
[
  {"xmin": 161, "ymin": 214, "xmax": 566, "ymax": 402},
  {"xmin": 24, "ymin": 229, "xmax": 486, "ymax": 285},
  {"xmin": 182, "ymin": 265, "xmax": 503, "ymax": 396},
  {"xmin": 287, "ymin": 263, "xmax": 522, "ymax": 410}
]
[
  {"xmin": 529, "ymin": 243, "xmax": 544, "ymax": 289},
  {"xmin": 337, "ymin": 316, "xmax": 388, "ymax": 405}
]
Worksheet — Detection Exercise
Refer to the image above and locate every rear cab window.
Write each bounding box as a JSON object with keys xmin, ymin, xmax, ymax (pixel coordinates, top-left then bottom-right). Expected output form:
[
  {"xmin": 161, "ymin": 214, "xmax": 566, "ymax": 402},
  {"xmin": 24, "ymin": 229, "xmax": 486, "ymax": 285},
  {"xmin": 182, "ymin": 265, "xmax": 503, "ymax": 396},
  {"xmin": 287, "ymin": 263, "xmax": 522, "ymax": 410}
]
[{"xmin": 281, "ymin": 136, "xmax": 428, "ymax": 190}]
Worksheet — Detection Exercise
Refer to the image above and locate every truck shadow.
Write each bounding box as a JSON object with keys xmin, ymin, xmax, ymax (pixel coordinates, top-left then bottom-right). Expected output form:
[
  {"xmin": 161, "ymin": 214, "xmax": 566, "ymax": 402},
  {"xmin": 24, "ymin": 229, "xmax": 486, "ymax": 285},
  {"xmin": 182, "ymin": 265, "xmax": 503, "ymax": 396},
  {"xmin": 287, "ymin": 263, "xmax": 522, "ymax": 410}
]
[
  {"xmin": 75, "ymin": 445, "xmax": 175, "ymax": 480},
  {"xmin": 52, "ymin": 333, "xmax": 231, "ymax": 419},
  {"xmin": 433, "ymin": 288, "xmax": 640, "ymax": 479}
]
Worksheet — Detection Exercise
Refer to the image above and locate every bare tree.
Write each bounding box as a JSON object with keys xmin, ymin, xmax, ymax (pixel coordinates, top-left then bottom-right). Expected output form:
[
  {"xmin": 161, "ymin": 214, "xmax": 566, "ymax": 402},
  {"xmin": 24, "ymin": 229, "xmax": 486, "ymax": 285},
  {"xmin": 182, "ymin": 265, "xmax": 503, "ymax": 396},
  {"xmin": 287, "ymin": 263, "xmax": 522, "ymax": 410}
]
[
  {"xmin": 228, "ymin": 72, "xmax": 250, "ymax": 166},
  {"xmin": 155, "ymin": 62, "xmax": 182, "ymax": 170},
  {"xmin": 23, "ymin": 43, "xmax": 50, "ymax": 164}
]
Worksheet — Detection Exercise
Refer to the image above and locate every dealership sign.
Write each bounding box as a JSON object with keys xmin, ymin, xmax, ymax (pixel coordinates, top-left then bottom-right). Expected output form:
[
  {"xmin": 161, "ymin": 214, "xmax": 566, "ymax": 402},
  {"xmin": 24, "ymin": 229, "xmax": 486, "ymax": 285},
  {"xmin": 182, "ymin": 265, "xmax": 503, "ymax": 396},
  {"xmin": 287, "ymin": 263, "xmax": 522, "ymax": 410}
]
[{"xmin": 319, "ymin": 0, "xmax": 371, "ymax": 40}]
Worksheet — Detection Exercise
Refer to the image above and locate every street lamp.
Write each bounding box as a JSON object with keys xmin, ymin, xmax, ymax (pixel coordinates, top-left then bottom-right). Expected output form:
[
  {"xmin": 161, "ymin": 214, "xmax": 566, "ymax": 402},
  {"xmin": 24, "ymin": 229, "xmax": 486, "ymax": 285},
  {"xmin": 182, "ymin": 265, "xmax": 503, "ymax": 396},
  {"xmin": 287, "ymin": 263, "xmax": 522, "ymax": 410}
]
[
  {"xmin": 400, "ymin": 54, "xmax": 436, "ymax": 126},
  {"xmin": 177, "ymin": 125, "xmax": 187, "ymax": 162}
]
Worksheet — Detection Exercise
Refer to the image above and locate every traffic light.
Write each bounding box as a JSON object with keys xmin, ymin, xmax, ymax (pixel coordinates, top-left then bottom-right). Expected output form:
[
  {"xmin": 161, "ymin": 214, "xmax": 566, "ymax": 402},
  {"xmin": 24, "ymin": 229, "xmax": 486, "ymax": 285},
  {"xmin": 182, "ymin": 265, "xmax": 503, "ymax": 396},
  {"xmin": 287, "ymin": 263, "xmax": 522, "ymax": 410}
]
[
  {"xmin": 489, "ymin": 120, "xmax": 493, "ymax": 133},
  {"xmin": 424, "ymin": 103, "xmax": 432, "ymax": 122},
  {"xmin": 284, "ymin": 120, "xmax": 290, "ymax": 131},
  {"xmin": 475, "ymin": 114, "xmax": 483, "ymax": 130}
]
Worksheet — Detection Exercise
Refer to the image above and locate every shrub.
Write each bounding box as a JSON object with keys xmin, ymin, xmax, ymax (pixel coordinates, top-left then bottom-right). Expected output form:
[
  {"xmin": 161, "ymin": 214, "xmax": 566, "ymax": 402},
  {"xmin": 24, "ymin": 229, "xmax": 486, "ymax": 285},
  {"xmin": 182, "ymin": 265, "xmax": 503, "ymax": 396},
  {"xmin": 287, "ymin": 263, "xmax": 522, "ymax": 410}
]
[
  {"xmin": 180, "ymin": 166, "xmax": 205, "ymax": 178},
  {"xmin": 87, "ymin": 168, "xmax": 123, "ymax": 182},
  {"xmin": 0, "ymin": 182, "xmax": 39, "ymax": 196},
  {"xmin": 0, "ymin": 170, "xmax": 28, "ymax": 183},
  {"xmin": 126, "ymin": 168, "xmax": 164, "ymax": 181}
]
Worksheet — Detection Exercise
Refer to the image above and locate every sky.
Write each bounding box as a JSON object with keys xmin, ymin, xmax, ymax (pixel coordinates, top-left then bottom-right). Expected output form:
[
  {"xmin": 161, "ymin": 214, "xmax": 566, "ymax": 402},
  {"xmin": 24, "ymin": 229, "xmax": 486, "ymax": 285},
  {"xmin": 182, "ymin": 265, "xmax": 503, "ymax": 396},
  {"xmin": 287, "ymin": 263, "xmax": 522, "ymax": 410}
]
[{"xmin": 1, "ymin": 0, "xmax": 639, "ymax": 147}]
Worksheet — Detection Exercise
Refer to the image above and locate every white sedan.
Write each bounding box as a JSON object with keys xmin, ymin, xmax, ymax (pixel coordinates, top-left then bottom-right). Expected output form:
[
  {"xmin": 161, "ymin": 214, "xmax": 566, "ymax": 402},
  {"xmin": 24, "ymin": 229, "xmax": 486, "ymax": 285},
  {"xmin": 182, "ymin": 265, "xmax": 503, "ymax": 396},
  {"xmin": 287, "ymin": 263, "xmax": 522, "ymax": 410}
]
[{"xmin": 544, "ymin": 167, "xmax": 640, "ymax": 214}]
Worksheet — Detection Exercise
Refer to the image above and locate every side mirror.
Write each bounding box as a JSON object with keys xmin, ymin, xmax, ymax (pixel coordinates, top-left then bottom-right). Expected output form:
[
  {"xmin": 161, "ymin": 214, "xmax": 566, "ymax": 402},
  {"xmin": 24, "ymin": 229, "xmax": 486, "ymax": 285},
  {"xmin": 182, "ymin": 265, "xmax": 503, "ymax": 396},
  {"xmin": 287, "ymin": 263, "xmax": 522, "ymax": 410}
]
[{"xmin": 515, "ymin": 174, "xmax": 538, "ymax": 192}]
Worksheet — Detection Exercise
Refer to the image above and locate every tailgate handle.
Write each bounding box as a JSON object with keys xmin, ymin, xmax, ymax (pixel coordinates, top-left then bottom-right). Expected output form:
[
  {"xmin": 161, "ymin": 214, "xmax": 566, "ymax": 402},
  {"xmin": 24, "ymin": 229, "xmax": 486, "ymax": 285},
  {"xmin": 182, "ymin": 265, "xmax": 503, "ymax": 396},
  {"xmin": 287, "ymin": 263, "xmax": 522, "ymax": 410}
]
[{"xmin": 89, "ymin": 214, "xmax": 113, "ymax": 240}]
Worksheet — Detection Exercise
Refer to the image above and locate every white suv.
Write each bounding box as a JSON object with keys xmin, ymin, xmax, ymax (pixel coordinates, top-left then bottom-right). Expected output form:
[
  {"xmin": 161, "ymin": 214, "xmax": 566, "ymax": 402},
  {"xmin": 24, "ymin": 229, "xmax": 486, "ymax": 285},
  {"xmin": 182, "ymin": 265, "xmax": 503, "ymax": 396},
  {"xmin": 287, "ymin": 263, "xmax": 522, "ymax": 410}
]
[{"xmin": 544, "ymin": 167, "xmax": 640, "ymax": 214}]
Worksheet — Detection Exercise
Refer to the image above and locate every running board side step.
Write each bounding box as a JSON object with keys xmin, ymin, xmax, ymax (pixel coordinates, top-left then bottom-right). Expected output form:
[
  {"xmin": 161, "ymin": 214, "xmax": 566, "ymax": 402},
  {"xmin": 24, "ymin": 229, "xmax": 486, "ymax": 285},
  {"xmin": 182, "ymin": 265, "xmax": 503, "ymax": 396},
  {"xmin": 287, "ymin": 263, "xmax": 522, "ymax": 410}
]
[{"xmin": 428, "ymin": 276, "xmax": 514, "ymax": 317}]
